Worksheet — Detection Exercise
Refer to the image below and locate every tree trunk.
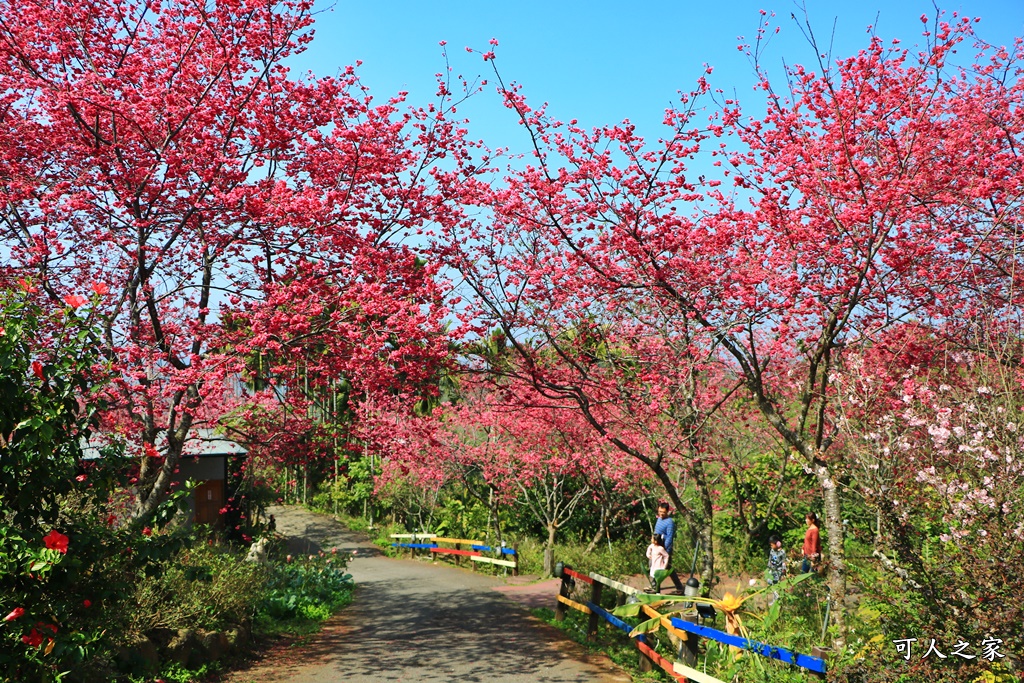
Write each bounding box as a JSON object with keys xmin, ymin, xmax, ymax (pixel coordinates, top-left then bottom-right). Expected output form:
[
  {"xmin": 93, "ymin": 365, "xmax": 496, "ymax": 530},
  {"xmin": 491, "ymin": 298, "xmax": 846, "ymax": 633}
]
[
  {"xmin": 132, "ymin": 411, "xmax": 192, "ymax": 525},
  {"xmin": 585, "ymin": 506, "xmax": 608, "ymax": 554},
  {"xmin": 817, "ymin": 463, "xmax": 847, "ymax": 647},
  {"xmin": 692, "ymin": 459, "xmax": 716, "ymax": 591},
  {"xmin": 697, "ymin": 519, "xmax": 714, "ymax": 591},
  {"xmin": 543, "ymin": 523, "xmax": 558, "ymax": 577},
  {"xmin": 132, "ymin": 443, "xmax": 182, "ymax": 524}
]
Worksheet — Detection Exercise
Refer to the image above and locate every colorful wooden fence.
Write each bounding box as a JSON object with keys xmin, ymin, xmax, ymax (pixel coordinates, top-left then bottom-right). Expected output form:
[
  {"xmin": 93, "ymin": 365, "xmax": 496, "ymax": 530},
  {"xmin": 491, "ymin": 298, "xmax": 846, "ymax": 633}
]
[
  {"xmin": 390, "ymin": 534, "xmax": 518, "ymax": 575},
  {"xmin": 553, "ymin": 566, "xmax": 827, "ymax": 682},
  {"xmin": 667, "ymin": 616, "xmax": 827, "ymax": 681}
]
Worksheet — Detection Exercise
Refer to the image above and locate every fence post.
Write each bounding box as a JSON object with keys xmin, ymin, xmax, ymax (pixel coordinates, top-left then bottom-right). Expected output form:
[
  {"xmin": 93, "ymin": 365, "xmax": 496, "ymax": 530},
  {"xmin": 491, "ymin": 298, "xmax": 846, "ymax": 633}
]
[
  {"xmin": 554, "ymin": 564, "xmax": 571, "ymax": 622},
  {"xmin": 586, "ymin": 581, "xmax": 603, "ymax": 640},
  {"xmin": 638, "ymin": 641, "xmax": 654, "ymax": 672},
  {"xmin": 512, "ymin": 544, "xmax": 519, "ymax": 576},
  {"xmin": 810, "ymin": 647, "xmax": 830, "ymax": 680},
  {"xmin": 455, "ymin": 542, "xmax": 462, "ymax": 567},
  {"xmin": 678, "ymin": 614, "xmax": 699, "ymax": 667}
]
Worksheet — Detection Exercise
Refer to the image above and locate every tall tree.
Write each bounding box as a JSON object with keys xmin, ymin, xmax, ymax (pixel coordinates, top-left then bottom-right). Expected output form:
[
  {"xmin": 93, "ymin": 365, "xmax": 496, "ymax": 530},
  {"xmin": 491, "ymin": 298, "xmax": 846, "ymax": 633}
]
[
  {"xmin": 441, "ymin": 14, "xmax": 1024, "ymax": 640},
  {"xmin": 0, "ymin": 0, "xmax": 465, "ymax": 523}
]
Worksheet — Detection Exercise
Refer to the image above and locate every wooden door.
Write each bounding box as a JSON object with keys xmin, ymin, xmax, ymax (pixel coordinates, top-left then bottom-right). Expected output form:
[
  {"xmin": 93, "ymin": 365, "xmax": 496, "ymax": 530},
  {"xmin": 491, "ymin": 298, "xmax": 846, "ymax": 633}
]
[{"xmin": 194, "ymin": 480, "xmax": 225, "ymax": 527}]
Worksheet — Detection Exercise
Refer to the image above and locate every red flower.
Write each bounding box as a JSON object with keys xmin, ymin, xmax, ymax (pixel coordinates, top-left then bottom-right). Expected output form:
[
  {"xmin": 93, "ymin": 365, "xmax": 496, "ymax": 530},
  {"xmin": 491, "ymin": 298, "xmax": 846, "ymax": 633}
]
[
  {"xmin": 90, "ymin": 282, "xmax": 109, "ymax": 296},
  {"xmin": 63, "ymin": 294, "xmax": 88, "ymax": 308},
  {"xmin": 142, "ymin": 527, "xmax": 152, "ymax": 536},
  {"xmin": 31, "ymin": 361, "xmax": 44, "ymax": 380},
  {"xmin": 17, "ymin": 278, "xmax": 37, "ymax": 293},
  {"xmin": 4, "ymin": 607, "xmax": 25, "ymax": 622},
  {"xmin": 105, "ymin": 514, "xmax": 116, "ymax": 526},
  {"xmin": 22, "ymin": 629, "xmax": 43, "ymax": 647},
  {"xmin": 83, "ymin": 600, "xmax": 92, "ymax": 608},
  {"xmin": 43, "ymin": 530, "xmax": 69, "ymax": 554},
  {"xmin": 75, "ymin": 474, "xmax": 87, "ymax": 482}
]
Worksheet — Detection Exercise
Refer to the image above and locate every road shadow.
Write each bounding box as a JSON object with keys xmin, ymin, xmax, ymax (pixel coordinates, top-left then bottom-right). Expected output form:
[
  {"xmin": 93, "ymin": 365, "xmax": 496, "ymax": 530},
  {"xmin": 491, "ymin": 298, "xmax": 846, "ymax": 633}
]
[
  {"xmin": 238, "ymin": 505, "xmax": 630, "ymax": 682},
  {"xmin": 262, "ymin": 586, "xmax": 616, "ymax": 683}
]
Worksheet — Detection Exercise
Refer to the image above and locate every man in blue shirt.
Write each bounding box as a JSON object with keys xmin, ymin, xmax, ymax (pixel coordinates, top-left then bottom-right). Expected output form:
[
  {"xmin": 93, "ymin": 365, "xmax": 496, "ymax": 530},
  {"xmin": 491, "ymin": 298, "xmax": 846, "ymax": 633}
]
[{"xmin": 654, "ymin": 502, "xmax": 686, "ymax": 592}]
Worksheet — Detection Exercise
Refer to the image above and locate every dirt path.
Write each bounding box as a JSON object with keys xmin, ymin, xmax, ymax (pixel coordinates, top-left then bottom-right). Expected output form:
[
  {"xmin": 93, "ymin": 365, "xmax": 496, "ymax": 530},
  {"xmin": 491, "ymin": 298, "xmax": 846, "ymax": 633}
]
[{"xmin": 220, "ymin": 505, "xmax": 630, "ymax": 683}]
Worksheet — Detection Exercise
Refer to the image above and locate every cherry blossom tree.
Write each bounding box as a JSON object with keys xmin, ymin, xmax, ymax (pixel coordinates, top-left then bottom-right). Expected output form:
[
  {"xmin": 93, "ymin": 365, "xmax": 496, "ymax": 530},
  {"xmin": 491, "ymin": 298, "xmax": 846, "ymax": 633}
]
[
  {"xmin": 441, "ymin": 13, "xmax": 1024, "ymax": 639},
  {"xmin": 832, "ymin": 329, "xmax": 1023, "ymax": 672},
  {"xmin": 0, "ymin": 0, "xmax": 465, "ymax": 522},
  {"xmin": 361, "ymin": 375, "xmax": 653, "ymax": 575}
]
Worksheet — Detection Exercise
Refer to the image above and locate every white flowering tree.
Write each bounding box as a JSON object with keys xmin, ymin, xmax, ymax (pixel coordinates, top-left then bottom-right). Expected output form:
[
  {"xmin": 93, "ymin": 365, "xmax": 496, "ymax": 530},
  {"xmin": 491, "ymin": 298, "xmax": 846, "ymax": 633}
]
[{"xmin": 833, "ymin": 328, "xmax": 1022, "ymax": 672}]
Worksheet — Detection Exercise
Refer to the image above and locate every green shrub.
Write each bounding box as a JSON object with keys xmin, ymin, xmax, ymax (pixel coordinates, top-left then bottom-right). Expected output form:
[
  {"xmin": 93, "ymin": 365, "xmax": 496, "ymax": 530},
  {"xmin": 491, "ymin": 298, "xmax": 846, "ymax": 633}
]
[
  {"xmin": 128, "ymin": 540, "xmax": 269, "ymax": 633},
  {"xmin": 0, "ymin": 290, "xmax": 137, "ymax": 682},
  {"xmin": 513, "ymin": 536, "xmax": 646, "ymax": 579},
  {"xmin": 255, "ymin": 550, "xmax": 353, "ymax": 633}
]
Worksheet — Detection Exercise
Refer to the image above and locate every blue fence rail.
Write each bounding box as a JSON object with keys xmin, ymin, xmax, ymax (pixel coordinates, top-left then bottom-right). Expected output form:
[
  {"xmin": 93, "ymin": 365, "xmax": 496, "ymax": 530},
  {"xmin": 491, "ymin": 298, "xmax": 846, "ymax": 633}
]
[
  {"xmin": 552, "ymin": 565, "xmax": 829, "ymax": 682},
  {"xmin": 389, "ymin": 533, "xmax": 519, "ymax": 574}
]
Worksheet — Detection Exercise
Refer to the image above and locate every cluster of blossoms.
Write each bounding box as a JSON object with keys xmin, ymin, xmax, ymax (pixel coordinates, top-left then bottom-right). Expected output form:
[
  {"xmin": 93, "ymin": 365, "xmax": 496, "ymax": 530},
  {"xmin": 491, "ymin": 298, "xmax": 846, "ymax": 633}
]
[{"xmin": 3, "ymin": 531, "xmax": 72, "ymax": 650}]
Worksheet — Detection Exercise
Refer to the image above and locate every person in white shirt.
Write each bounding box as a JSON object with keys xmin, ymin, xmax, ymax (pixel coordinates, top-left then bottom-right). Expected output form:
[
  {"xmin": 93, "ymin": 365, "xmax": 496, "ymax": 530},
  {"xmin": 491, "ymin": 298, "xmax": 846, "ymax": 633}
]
[{"xmin": 646, "ymin": 533, "xmax": 670, "ymax": 592}]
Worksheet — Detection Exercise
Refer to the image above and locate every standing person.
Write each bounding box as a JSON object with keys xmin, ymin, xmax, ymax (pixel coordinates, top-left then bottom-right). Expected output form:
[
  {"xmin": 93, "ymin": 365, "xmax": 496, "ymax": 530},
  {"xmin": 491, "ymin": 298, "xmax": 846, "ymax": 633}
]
[
  {"xmin": 645, "ymin": 533, "xmax": 670, "ymax": 592},
  {"xmin": 767, "ymin": 535, "xmax": 787, "ymax": 585},
  {"xmin": 767, "ymin": 534, "xmax": 787, "ymax": 602},
  {"xmin": 802, "ymin": 513, "xmax": 821, "ymax": 573},
  {"xmin": 654, "ymin": 502, "xmax": 686, "ymax": 592}
]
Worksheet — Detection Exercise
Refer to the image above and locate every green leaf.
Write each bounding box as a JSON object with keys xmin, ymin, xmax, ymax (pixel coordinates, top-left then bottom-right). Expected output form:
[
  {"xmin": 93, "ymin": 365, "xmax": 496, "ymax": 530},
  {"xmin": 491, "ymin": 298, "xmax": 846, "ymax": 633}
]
[
  {"xmin": 628, "ymin": 616, "xmax": 663, "ymax": 637},
  {"xmin": 611, "ymin": 602, "xmax": 643, "ymax": 618}
]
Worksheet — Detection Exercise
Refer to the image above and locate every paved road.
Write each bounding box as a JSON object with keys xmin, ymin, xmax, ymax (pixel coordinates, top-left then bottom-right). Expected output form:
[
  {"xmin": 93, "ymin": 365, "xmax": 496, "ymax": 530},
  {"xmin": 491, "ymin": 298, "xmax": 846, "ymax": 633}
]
[{"xmin": 223, "ymin": 505, "xmax": 630, "ymax": 683}]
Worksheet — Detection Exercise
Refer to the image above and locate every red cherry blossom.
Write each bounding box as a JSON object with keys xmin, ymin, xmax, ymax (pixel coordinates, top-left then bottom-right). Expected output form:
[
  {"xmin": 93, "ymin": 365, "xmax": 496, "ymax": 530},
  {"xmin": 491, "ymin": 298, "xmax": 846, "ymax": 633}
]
[
  {"xmin": 436, "ymin": 16, "xmax": 1024, "ymax": 636},
  {"xmin": 0, "ymin": 0, "xmax": 464, "ymax": 527}
]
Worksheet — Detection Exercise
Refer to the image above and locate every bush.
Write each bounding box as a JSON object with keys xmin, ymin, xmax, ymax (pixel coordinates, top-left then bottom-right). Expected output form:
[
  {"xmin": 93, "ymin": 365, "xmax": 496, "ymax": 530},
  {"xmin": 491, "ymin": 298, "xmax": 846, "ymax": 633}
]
[
  {"xmin": 128, "ymin": 539, "xmax": 269, "ymax": 633},
  {"xmin": 514, "ymin": 536, "xmax": 647, "ymax": 579},
  {"xmin": 256, "ymin": 550, "xmax": 354, "ymax": 634},
  {"xmin": 0, "ymin": 289, "xmax": 132, "ymax": 682}
]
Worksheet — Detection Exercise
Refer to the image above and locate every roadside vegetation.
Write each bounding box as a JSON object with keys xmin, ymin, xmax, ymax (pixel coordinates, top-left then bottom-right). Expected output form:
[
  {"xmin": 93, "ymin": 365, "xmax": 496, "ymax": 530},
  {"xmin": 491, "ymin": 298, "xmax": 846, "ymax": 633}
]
[
  {"xmin": 0, "ymin": 295, "xmax": 353, "ymax": 683},
  {"xmin": 2, "ymin": 0, "xmax": 1022, "ymax": 682}
]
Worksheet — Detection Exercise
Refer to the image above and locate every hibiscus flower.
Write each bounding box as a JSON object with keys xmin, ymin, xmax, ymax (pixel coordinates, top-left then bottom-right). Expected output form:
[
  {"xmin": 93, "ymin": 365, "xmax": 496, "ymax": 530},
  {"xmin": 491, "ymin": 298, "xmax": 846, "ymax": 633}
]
[{"xmin": 43, "ymin": 530, "xmax": 69, "ymax": 554}]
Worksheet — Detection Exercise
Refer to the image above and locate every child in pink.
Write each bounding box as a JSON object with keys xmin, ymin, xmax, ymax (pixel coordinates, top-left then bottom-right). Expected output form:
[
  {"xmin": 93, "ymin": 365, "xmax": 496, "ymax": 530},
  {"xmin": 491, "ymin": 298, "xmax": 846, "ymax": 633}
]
[{"xmin": 646, "ymin": 533, "xmax": 670, "ymax": 592}]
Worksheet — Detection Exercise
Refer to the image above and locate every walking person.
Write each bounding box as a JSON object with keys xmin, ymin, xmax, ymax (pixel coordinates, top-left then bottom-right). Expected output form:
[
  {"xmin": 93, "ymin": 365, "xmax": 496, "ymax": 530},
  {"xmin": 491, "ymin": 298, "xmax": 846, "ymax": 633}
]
[
  {"xmin": 802, "ymin": 513, "xmax": 821, "ymax": 573},
  {"xmin": 645, "ymin": 533, "xmax": 670, "ymax": 593},
  {"xmin": 653, "ymin": 502, "xmax": 686, "ymax": 592}
]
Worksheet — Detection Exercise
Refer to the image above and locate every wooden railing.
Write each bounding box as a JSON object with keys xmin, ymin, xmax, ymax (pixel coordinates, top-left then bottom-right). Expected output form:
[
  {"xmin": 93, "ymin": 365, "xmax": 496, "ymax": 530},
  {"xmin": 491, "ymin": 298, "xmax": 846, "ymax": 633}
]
[
  {"xmin": 390, "ymin": 533, "xmax": 518, "ymax": 575},
  {"xmin": 553, "ymin": 566, "xmax": 827, "ymax": 682}
]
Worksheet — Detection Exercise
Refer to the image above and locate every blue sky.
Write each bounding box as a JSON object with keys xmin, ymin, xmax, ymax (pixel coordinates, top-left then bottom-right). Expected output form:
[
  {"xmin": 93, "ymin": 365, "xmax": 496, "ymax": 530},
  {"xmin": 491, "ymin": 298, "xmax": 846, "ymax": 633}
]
[{"xmin": 288, "ymin": 0, "xmax": 1024, "ymax": 152}]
